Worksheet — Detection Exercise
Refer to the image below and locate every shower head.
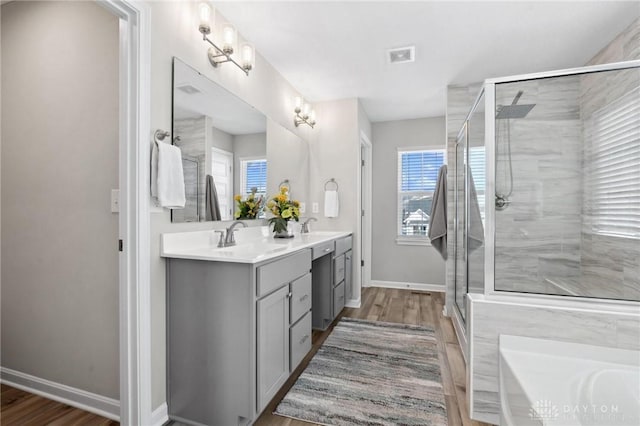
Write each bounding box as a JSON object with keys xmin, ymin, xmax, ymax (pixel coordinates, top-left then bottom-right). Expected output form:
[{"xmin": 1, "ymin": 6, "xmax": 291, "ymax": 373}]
[{"xmin": 496, "ymin": 90, "xmax": 535, "ymax": 119}]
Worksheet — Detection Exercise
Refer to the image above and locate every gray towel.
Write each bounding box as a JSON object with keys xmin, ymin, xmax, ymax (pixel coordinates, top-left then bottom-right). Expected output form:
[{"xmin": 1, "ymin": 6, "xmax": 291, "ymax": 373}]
[
  {"xmin": 428, "ymin": 165, "xmax": 447, "ymax": 260},
  {"xmin": 205, "ymin": 175, "xmax": 221, "ymax": 221},
  {"xmin": 468, "ymin": 166, "xmax": 484, "ymax": 253}
]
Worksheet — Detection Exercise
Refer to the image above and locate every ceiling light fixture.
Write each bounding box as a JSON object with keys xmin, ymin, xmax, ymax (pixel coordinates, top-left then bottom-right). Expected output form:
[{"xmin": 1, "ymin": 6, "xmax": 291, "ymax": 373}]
[
  {"xmin": 293, "ymin": 97, "xmax": 316, "ymax": 128},
  {"xmin": 198, "ymin": 3, "xmax": 255, "ymax": 75}
]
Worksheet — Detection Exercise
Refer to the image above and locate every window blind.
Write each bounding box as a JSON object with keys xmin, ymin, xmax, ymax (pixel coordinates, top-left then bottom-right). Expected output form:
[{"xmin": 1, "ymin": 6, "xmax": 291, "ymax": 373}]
[
  {"xmin": 589, "ymin": 86, "xmax": 640, "ymax": 238},
  {"xmin": 397, "ymin": 149, "xmax": 445, "ymax": 237},
  {"xmin": 241, "ymin": 159, "xmax": 267, "ymax": 195}
]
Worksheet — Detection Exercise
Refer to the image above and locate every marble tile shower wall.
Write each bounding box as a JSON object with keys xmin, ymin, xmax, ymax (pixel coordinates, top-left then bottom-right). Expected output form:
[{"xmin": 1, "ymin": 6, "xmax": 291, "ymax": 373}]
[
  {"xmin": 494, "ymin": 78, "xmax": 583, "ymax": 295},
  {"xmin": 173, "ymin": 116, "xmax": 207, "ymax": 222},
  {"xmin": 580, "ymin": 67, "xmax": 640, "ymax": 301}
]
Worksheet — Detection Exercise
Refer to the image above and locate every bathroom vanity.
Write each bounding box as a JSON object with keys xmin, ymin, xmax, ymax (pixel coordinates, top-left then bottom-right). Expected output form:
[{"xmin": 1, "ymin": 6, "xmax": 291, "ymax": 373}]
[{"xmin": 161, "ymin": 228, "xmax": 352, "ymax": 426}]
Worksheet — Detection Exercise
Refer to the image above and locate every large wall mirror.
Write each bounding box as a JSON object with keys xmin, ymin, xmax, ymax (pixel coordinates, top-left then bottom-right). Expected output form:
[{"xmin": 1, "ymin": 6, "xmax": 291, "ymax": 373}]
[{"xmin": 172, "ymin": 58, "xmax": 267, "ymax": 222}]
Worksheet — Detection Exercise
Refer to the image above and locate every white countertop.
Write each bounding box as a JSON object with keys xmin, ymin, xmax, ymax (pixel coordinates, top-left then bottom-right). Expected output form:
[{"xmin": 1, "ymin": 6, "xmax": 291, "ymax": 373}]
[{"xmin": 161, "ymin": 226, "xmax": 351, "ymax": 264}]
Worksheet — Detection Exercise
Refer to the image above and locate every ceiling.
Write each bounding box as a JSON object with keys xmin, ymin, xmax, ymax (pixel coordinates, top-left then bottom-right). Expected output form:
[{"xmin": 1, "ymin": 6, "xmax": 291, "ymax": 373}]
[
  {"xmin": 173, "ymin": 58, "xmax": 266, "ymax": 134},
  {"xmin": 215, "ymin": 1, "xmax": 640, "ymax": 122}
]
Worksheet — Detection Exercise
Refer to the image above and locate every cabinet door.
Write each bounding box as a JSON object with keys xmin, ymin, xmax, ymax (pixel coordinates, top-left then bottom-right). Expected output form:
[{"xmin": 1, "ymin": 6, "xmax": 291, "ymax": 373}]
[
  {"xmin": 344, "ymin": 250, "xmax": 352, "ymax": 301},
  {"xmin": 257, "ymin": 285, "xmax": 290, "ymax": 412}
]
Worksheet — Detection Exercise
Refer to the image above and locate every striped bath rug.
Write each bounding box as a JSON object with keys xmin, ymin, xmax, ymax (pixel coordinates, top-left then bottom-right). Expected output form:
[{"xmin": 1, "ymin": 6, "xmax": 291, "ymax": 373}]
[{"xmin": 274, "ymin": 318, "xmax": 447, "ymax": 425}]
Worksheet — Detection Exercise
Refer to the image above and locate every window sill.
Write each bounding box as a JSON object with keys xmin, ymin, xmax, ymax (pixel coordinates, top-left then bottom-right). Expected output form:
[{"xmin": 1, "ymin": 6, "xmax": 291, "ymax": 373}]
[{"xmin": 396, "ymin": 237, "xmax": 431, "ymax": 246}]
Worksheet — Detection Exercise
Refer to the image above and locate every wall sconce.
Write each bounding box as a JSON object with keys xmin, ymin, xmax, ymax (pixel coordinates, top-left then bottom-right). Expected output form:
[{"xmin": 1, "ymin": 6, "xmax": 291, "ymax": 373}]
[
  {"xmin": 294, "ymin": 97, "xmax": 316, "ymax": 128},
  {"xmin": 198, "ymin": 3, "xmax": 255, "ymax": 75}
]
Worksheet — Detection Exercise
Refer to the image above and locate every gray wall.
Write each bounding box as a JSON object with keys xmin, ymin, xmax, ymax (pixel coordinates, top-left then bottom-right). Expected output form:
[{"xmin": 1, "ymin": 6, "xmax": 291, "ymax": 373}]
[
  {"xmin": 1, "ymin": 1, "xmax": 119, "ymax": 399},
  {"xmin": 371, "ymin": 118, "xmax": 446, "ymax": 285}
]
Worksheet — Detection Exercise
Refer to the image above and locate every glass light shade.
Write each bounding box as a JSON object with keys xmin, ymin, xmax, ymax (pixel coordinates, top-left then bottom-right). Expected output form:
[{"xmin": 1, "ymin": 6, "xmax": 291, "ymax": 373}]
[
  {"xmin": 310, "ymin": 110, "xmax": 316, "ymax": 124},
  {"xmin": 302, "ymin": 103, "xmax": 311, "ymax": 117},
  {"xmin": 241, "ymin": 43, "xmax": 255, "ymax": 70},
  {"xmin": 198, "ymin": 3, "xmax": 213, "ymax": 32},
  {"xmin": 295, "ymin": 97, "xmax": 303, "ymax": 111},
  {"xmin": 221, "ymin": 23, "xmax": 236, "ymax": 52}
]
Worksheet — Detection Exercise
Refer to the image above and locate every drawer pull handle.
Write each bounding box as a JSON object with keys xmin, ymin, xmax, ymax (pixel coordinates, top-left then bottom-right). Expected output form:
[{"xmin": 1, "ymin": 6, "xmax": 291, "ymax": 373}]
[
  {"xmin": 299, "ymin": 294, "xmax": 309, "ymax": 302},
  {"xmin": 299, "ymin": 334, "xmax": 310, "ymax": 344},
  {"xmin": 324, "ymin": 248, "xmax": 331, "ymax": 252},
  {"xmin": 286, "ymin": 292, "xmax": 293, "ymax": 299}
]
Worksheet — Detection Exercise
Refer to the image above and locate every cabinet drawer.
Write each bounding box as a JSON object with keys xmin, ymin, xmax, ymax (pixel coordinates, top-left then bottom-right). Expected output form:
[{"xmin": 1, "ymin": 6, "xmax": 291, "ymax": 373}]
[
  {"xmin": 333, "ymin": 281, "xmax": 345, "ymax": 317},
  {"xmin": 257, "ymin": 250, "xmax": 311, "ymax": 298},
  {"xmin": 312, "ymin": 241, "xmax": 334, "ymax": 260},
  {"xmin": 290, "ymin": 311, "xmax": 312, "ymax": 372},
  {"xmin": 333, "ymin": 254, "xmax": 345, "ymax": 284},
  {"xmin": 290, "ymin": 273, "xmax": 312, "ymax": 324},
  {"xmin": 335, "ymin": 235, "xmax": 352, "ymax": 256}
]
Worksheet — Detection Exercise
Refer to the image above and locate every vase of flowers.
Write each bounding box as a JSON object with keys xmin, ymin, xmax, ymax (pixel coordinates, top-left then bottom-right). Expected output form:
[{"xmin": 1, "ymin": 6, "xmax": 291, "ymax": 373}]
[
  {"xmin": 234, "ymin": 187, "xmax": 264, "ymax": 220},
  {"xmin": 267, "ymin": 187, "xmax": 300, "ymax": 238}
]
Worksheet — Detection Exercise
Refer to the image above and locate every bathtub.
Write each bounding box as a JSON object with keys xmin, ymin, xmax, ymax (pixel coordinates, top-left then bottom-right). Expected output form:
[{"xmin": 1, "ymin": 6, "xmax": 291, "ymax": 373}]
[{"xmin": 499, "ymin": 335, "xmax": 640, "ymax": 426}]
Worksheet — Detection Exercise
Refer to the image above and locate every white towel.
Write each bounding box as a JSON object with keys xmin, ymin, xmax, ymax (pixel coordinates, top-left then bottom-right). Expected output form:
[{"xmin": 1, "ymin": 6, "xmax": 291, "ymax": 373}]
[
  {"xmin": 154, "ymin": 142, "xmax": 186, "ymax": 209},
  {"xmin": 324, "ymin": 190, "xmax": 339, "ymax": 218}
]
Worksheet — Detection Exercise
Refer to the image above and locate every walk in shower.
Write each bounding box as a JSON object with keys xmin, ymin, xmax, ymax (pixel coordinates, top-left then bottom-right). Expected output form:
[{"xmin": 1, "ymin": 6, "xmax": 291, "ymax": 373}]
[{"xmin": 453, "ymin": 60, "xmax": 640, "ymax": 325}]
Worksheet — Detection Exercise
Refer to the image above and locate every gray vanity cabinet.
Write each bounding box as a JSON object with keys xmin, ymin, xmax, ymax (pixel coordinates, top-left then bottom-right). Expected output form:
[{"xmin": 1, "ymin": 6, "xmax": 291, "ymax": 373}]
[{"xmin": 167, "ymin": 249, "xmax": 312, "ymax": 426}]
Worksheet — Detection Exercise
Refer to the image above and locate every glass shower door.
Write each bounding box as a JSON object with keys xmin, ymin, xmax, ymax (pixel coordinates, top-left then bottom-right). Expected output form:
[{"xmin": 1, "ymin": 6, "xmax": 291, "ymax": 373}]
[{"xmin": 454, "ymin": 123, "xmax": 468, "ymax": 320}]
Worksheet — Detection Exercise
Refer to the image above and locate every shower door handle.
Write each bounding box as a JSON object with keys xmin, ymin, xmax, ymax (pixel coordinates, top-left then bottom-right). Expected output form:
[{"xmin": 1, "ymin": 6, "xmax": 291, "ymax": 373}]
[{"xmin": 495, "ymin": 195, "xmax": 511, "ymax": 210}]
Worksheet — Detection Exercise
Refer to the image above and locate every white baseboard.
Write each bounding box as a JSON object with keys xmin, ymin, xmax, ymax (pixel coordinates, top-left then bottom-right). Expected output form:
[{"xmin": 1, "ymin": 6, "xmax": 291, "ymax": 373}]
[
  {"xmin": 345, "ymin": 297, "xmax": 361, "ymax": 308},
  {"xmin": 370, "ymin": 280, "xmax": 445, "ymax": 293},
  {"xmin": 151, "ymin": 401, "xmax": 169, "ymax": 426},
  {"xmin": 0, "ymin": 367, "xmax": 120, "ymax": 421}
]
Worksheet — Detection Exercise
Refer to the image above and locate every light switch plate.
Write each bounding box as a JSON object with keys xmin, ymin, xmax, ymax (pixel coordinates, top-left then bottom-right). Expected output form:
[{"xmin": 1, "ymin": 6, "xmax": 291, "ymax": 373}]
[
  {"xmin": 111, "ymin": 189, "xmax": 120, "ymax": 213},
  {"xmin": 312, "ymin": 202, "xmax": 319, "ymax": 213}
]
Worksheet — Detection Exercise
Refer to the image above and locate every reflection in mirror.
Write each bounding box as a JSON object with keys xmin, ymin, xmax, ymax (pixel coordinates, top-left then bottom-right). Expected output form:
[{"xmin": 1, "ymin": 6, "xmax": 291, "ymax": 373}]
[{"xmin": 171, "ymin": 57, "xmax": 267, "ymax": 222}]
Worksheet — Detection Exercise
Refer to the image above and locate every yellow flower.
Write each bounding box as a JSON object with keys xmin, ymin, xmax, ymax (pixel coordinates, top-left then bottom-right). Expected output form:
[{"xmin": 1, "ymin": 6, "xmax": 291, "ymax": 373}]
[
  {"xmin": 234, "ymin": 194, "xmax": 242, "ymax": 202},
  {"xmin": 277, "ymin": 194, "xmax": 287, "ymax": 203},
  {"xmin": 293, "ymin": 200, "xmax": 300, "ymax": 207},
  {"xmin": 280, "ymin": 186, "xmax": 288, "ymax": 195},
  {"xmin": 267, "ymin": 201, "xmax": 275, "ymax": 209}
]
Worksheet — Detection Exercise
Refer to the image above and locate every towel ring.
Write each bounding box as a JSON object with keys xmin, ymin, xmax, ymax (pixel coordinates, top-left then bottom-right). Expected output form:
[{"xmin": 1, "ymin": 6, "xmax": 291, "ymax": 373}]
[
  {"xmin": 324, "ymin": 178, "xmax": 338, "ymax": 191},
  {"xmin": 279, "ymin": 179, "xmax": 290, "ymax": 192},
  {"xmin": 154, "ymin": 129, "xmax": 171, "ymax": 144}
]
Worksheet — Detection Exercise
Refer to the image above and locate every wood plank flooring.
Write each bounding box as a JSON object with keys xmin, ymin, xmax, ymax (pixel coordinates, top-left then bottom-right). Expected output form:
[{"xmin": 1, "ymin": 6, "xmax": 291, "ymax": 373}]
[
  {"xmin": 2, "ymin": 287, "xmax": 491, "ymax": 426},
  {"xmin": 255, "ymin": 287, "xmax": 492, "ymax": 426},
  {"xmin": 0, "ymin": 384, "xmax": 117, "ymax": 425}
]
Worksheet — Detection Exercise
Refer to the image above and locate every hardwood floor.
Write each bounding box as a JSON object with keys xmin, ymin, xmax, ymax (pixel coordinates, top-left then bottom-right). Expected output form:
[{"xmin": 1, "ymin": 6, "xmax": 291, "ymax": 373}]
[
  {"xmin": 255, "ymin": 287, "xmax": 492, "ymax": 426},
  {"xmin": 2, "ymin": 288, "xmax": 489, "ymax": 426},
  {"xmin": 0, "ymin": 384, "xmax": 117, "ymax": 425}
]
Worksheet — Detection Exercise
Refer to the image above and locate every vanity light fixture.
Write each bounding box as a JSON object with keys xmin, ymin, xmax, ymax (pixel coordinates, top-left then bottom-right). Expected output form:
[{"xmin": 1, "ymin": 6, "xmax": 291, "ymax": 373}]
[
  {"xmin": 198, "ymin": 3, "xmax": 255, "ymax": 75},
  {"xmin": 293, "ymin": 97, "xmax": 316, "ymax": 128}
]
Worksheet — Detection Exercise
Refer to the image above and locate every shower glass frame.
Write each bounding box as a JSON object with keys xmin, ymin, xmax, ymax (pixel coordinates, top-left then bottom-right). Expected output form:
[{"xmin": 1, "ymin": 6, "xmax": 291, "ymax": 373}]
[{"xmin": 483, "ymin": 59, "xmax": 640, "ymax": 303}]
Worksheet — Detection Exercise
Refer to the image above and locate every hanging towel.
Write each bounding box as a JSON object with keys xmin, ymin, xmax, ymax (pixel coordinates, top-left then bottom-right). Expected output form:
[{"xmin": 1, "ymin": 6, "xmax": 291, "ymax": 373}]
[
  {"xmin": 205, "ymin": 175, "xmax": 221, "ymax": 221},
  {"xmin": 468, "ymin": 166, "xmax": 485, "ymax": 253},
  {"xmin": 155, "ymin": 142, "xmax": 186, "ymax": 208},
  {"xmin": 428, "ymin": 165, "xmax": 448, "ymax": 260},
  {"xmin": 324, "ymin": 190, "xmax": 339, "ymax": 218}
]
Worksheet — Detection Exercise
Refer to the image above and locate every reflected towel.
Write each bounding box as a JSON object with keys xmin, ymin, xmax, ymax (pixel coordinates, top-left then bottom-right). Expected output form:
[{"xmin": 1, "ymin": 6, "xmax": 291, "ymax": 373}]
[
  {"xmin": 155, "ymin": 142, "xmax": 186, "ymax": 208},
  {"xmin": 468, "ymin": 166, "xmax": 484, "ymax": 253},
  {"xmin": 324, "ymin": 190, "xmax": 339, "ymax": 218},
  {"xmin": 205, "ymin": 175, "xmax": 221, "ymax": 221},
  {"xmin": 428, "ymin": 165, "xmax": 448, "ymax": 260}
]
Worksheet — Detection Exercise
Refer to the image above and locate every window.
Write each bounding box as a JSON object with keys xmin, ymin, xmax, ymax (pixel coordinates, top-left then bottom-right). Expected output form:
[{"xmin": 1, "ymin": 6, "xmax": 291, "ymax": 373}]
[
  {"xmin": 589, "ymin": 87, "xmax": 640, "ymax": 238},
  {"xmin": 397, "ymin": 148, "xmax": 446, "ymax": 243},
  {"xmin": 240, "ymin": 157, "xmax": 267, "ymax": 196},
  {"xmin": 468, "ymin": 146, "xmax": 486, "ymax": 222}
]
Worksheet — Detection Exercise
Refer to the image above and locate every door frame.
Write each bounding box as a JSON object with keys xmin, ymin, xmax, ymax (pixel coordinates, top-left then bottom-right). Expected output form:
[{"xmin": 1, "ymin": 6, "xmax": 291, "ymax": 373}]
[
  {"xmin": 357, "ymin": 131, "xmax": 372, "ymax": 301},
  {"xmin": 99, "ymin": 1, "xmax": 151, "ymax": 425}
]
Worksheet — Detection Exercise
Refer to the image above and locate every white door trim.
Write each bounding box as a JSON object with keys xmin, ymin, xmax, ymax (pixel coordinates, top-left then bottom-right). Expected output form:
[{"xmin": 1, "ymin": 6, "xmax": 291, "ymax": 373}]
[
  {"xmin": 358, "ymin": 131, "xmax": 373, "ymax": 294},
  {"xmin": 99, "ymin": 1, "xmax": 152, "ymax": 425}
]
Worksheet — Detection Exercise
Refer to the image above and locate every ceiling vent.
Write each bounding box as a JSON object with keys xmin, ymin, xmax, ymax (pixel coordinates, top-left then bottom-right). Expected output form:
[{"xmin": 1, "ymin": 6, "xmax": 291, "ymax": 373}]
[
  {"xmin": 176, "ymin": 84, "xmax": 202, "ymax": 95},
  {"xmin": 387, "ymin": 46, "xmax": 415, "ymax": 64}
]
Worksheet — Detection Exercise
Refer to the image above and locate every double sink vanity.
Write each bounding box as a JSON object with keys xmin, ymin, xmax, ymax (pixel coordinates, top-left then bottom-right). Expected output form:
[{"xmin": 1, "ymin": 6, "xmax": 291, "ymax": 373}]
[{"xmin": 161, "ymin": 226, "xmax": 353, "ymax": 425}]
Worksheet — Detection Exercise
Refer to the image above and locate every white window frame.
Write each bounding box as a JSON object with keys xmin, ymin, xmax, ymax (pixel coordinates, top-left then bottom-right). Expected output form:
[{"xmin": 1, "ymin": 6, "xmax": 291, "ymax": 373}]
[
  {"xmin": 396, "ymin": 146, "xmax": 446, "ymax": 246},
  {"xmin": 239, "ymin": 156, "xmax": 267, "ymax": 196}
]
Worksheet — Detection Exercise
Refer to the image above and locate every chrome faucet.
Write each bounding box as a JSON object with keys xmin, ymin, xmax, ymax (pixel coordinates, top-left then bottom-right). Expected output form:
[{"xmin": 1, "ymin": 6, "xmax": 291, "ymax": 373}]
[
  {"xmin": 300, "ymin": 217, "xmax": 317, "ymax": 234},
  {"xmin": 224, "ymin": 220, "xmax": 247, "ymax": 246}
]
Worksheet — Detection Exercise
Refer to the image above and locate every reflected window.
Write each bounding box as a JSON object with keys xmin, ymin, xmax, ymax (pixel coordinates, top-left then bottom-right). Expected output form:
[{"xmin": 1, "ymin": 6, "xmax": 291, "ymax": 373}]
[
  {"xmin": 240, "ymin": 158, "xmax": 267, "ymax": 196},
  {"xmin": 588, "ymin": 87, "xmax": 640, "ymax": 239},
  {"xmin": 397, "ymin": 148, "xmax": 446, "ymax": 242}
]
